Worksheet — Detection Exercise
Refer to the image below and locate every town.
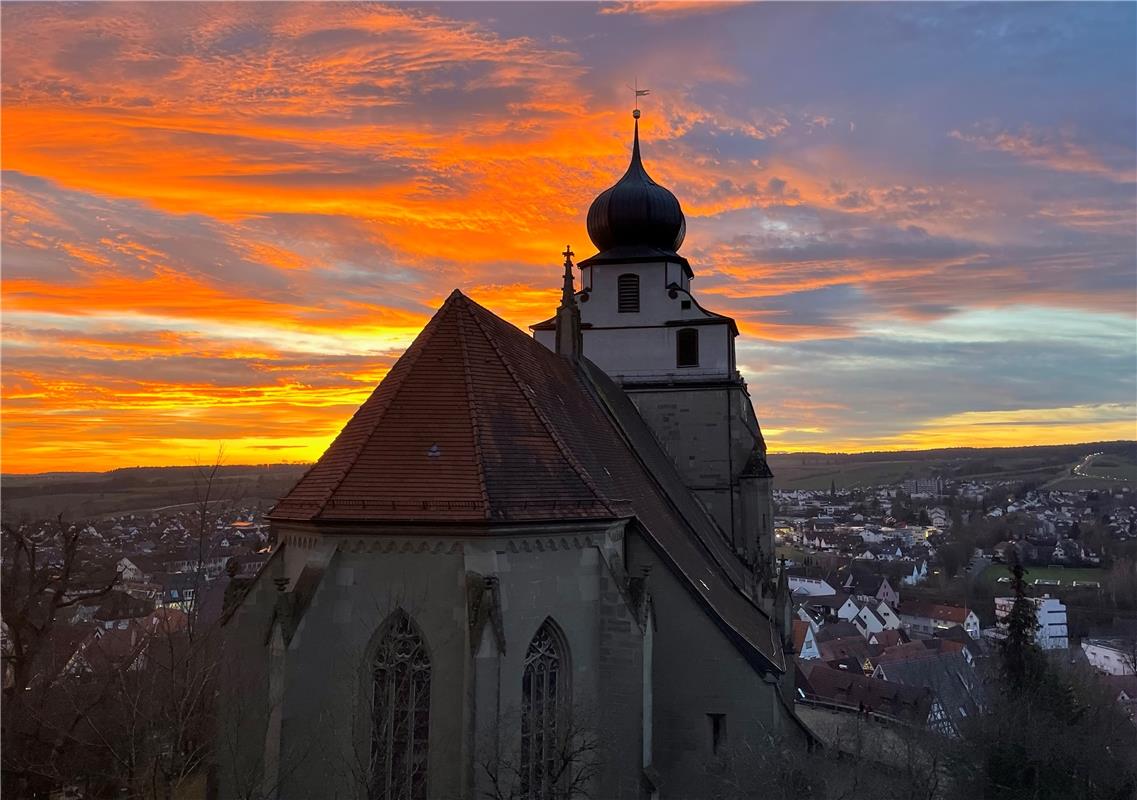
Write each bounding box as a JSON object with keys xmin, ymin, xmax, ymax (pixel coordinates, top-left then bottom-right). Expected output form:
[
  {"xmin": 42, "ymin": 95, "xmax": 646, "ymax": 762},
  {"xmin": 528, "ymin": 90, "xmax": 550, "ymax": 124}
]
[
  {"xmin": 776, "ymin": 470, "xmax": 1137, "ymax": 755},
  {"xmin": 3, "ymin": 451, "xmax": 1136, "ymax": 797}
]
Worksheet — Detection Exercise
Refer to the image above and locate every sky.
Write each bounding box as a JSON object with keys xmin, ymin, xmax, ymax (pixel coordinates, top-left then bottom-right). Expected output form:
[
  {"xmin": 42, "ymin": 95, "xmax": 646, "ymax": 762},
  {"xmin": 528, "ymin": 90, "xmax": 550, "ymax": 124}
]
[{"xmin": 2, "ymin": 1, "xmax": 1135, "ymax": 473}]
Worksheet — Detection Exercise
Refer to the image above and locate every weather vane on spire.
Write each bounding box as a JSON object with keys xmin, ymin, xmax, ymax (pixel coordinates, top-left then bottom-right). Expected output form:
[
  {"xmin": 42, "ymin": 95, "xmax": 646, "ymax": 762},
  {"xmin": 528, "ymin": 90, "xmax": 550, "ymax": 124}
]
[{"xmin": 628, "ymin": 77, "xmax": 650, "ymax": 119}]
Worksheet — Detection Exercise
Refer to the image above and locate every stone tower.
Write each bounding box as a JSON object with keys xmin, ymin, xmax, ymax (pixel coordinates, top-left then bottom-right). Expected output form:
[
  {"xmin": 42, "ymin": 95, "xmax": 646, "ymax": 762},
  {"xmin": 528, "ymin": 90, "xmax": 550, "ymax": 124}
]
[{"xmin": 533, "ymin": 112, "xmax": 776, "ymax": 586}]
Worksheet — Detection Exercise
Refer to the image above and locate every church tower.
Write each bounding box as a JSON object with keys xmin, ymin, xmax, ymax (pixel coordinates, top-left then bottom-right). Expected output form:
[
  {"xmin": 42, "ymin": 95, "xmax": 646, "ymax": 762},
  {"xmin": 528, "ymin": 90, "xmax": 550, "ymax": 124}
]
[{"xmin": 533, "ymin": 111, "xmax": 776, "ymax": 585}]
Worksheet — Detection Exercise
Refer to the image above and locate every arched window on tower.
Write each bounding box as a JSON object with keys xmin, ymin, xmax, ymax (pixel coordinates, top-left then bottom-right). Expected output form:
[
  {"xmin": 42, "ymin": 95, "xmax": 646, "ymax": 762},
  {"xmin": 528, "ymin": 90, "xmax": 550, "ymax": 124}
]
[
  {"xmin": 521, "ymin": 620, "xmax": 568, "ymax": 799},
  {"xmin": 370, "ymin": 610, "xmax": 431, "ymax": 800},
  {"xmin": 676, "ymin": 328, "xmax": 699, "ymax": 368},
  {"xmin": 617, "ymin": 274, "xmax": 640, "ymax": 313}
]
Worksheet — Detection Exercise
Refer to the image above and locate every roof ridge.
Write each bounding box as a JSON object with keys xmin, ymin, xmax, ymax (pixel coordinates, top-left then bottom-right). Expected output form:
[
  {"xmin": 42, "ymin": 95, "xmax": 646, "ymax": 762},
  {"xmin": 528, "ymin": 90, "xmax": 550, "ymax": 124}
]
[
  {"xmin": 461, "ymin": 296, "xmax": 619, "ymax": 518},
  {"xmin": 311, "ymin": 294, "xmax": 458, "ymax": 516},
  {"xmin": 455, "ymin": 309, "xmax": 492, "ymax": 520}
]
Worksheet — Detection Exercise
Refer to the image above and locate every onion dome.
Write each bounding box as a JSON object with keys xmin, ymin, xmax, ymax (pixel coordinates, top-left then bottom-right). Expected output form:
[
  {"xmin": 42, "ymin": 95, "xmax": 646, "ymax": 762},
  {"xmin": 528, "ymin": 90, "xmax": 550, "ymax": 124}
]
[{"xmin": 587, "ymin": 113, "xmax": 686, "ymax": 254}]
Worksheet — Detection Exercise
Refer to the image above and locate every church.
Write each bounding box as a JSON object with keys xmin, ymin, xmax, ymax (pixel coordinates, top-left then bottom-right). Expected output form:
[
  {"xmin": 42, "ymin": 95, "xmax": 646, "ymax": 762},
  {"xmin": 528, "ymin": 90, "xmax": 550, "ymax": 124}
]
[{"xmin": 218, "ymin": 111, "xmax": 805, "ymax": 800}]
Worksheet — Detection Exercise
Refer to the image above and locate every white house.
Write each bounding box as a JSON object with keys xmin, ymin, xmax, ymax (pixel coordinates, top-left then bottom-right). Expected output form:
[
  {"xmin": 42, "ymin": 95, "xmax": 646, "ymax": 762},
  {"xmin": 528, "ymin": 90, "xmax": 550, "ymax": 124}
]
[
  {"xmin": 837, "ymin": 597, "xmax": 862, "ymax": 622},
  {"xmin": 787, "ymin": 575, "xmax": 838, "ymax": 597},
  {"xmin": 994, "ymin": 595, "xmax": 1068, "ymax": 650},
  {"xmin": 901, "ymin": 560, "xmax": 928, "ymax": 586},
  {"xmin": 799, "ymin": 626, "xmax": 821, "ymax": 660},
  {"xmin": 860, "ymin": 528, "xmax": 888, "ymax": 544},
  {"xmin": 854, "ymin": 605, "xmax": 886, "ymax": 638},
  {"xmin": 1081, "ymin": 640, "xmax": 1135, "ymax": 675},
  {"xmin": 116, "ymin": 557, "xmax": 145, "ymax": 582},
  {"xmin": 875, "ymin": 601, "xmax": 902, "ymax": 630}
]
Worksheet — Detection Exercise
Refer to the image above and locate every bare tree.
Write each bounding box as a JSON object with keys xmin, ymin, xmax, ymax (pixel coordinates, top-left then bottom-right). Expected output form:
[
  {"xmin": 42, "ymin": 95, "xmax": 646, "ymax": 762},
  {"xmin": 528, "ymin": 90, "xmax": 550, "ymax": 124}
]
[
  {"xmin": 1, "ymin": 514, "xmax": 119, "ymax": 795},
  {"xmin": 476, "ymin": 704, "xmax": 600, "ymax": 800}
]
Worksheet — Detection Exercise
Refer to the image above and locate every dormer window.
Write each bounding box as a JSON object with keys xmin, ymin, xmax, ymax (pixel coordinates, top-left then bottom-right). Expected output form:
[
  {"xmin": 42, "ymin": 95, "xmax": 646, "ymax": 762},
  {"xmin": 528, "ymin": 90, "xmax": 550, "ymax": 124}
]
[
  {"xmin": 676, "ymin": 328, "xmax": 699, "ymax": 367},
  {"xmin": 618, "ymin": 274, "xmax": 640, "ymax": 313}
]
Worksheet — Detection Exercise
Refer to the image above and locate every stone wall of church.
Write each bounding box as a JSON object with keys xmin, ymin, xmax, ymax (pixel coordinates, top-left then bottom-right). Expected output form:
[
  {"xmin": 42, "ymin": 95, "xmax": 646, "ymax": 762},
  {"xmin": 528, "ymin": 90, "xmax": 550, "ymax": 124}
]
[
  {"xmin": 218, "ymin": 527, "xmax": 645, "ymax": 800},
  {"xmin": 464, "ymin": 528, "xmax": 644, "ymax": 800},
  {"xmin": 626, "ymin": 531, "xmax": 807, "ymax": 799},
  {"xmin": 215, "ymin": 551, "xmax": 278, "ymax": 798},
  {"xmin": 627, "ymin": 383, "xmax": 773, "ymax": 566}
]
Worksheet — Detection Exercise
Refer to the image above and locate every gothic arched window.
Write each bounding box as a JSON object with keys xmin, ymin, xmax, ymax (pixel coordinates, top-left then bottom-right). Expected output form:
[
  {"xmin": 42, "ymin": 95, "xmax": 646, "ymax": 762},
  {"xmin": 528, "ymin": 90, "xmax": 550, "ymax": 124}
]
[
  {"xmin": 370, "ymin": 610, "xmax": 431, "ymax": 800},
  {"xmin": 676, "ymin": 328, "xmax": 699, "ymax": 367},
  {"xmin": 521, "ymin": 620, "xmax": 568, "ymax": 799},
  {"xmin": 617, "ymin": 273, "xmax": 640, "ymax": 313}
]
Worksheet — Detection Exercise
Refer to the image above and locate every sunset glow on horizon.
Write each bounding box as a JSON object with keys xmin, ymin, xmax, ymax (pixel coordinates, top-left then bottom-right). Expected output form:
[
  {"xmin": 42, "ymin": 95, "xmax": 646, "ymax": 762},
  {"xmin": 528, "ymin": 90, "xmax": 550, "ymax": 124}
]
[{"xmin": 3, "ymin": 2, "xmax": 1135, "ymax": 473}]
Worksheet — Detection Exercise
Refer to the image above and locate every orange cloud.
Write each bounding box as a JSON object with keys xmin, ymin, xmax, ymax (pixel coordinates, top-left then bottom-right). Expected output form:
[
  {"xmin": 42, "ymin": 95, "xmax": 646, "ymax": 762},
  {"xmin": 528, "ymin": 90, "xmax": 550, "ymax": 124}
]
[{"xmin": 1, "ymin": 3, "xmax": 1133, "ymax": 473}]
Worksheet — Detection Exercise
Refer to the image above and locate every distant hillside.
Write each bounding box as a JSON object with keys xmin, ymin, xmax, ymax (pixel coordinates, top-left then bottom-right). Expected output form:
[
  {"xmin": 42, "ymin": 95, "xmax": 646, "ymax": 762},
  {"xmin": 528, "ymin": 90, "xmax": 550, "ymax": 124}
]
[
  {"xmin": 3, "ymin": 440, "xmax": 1134, "ymax": 518},
  {"xmin": 767, "ymin": 440, "xmax": 1137, "ymax": 491},
  {"xmin": 0, "ymin": 464, "xmax": 310, "ymax": 522}
]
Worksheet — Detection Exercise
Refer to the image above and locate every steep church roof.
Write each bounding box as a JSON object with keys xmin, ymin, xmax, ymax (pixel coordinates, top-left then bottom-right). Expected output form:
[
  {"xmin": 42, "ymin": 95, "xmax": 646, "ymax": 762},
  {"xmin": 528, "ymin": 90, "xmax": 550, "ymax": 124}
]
[
  {"xmin": 270, "ymin": 290, "xmax": 621, "ymax": 524},
  {"xmin": 270, "ymin": 290, "xmax": 784, "ymax": 671}
]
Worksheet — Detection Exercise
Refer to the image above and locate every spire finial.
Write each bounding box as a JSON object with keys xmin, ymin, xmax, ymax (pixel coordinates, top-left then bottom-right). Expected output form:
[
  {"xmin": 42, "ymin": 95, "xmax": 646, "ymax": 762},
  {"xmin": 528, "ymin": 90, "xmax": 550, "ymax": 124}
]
[
  {"xmin": 555, "ymin": 245, "xmax": 582, "ymax": 360},
  {"xmin": 560, "ymin": 244, "xmax": 575, "ymax": 308},
  {"xmin": 627, "ymin": 80, "xmax": 649, "ymax": 165},
  {"xmin": 629, "ymin": 77, "xmax": 651, "ymax": 115}
]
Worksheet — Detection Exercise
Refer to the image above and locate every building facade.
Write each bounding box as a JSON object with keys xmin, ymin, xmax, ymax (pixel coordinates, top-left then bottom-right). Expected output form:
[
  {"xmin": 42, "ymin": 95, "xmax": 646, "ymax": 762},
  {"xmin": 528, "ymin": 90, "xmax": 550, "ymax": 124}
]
[
  {"xmin": 994, "ymin": 595, "xmax": 1069, "ymax": 650},
  {"xmin": 532, "ymin": 115, "xmax": 775, "ymax": 578}
]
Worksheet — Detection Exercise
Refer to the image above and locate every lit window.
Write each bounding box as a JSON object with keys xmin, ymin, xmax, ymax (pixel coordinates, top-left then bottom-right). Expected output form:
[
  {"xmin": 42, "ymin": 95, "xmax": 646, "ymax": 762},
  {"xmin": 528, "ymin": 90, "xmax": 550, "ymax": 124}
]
[
  {"xmin": 617, "ymin": 274, "xmax": 640, "ymax": 313},
  {"xmin": 676, "ymin": 328, "xmax": 699, "ymax": 367},
  {"xmin": 371, "ymin": 611, "xmax": 430, "ymax": 800},
  {"xmin": 522, "ymin": 620, "xmax": 568, "ymax": 799}
]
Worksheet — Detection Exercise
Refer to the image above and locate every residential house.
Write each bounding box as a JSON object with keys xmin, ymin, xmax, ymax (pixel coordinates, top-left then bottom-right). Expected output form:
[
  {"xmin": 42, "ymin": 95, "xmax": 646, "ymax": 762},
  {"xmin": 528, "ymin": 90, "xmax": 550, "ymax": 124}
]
[
  {"xmin": 854, "ymin": 605, "xmax": 887, "ymax": 638},
  {"xmin": 796, "ymin": 661, "xmax": 932, "ymax": 724},
  {"xmin": 836, "ymin": 596, "xmax": 861, "ymax": 622},
  {"xmin": 116, "ymin": 557, "xmax": 145, "ymax": 582},
  {"xmin": 1081, "ymin": 639, "xmax": 1135, "ymax": 675},
  {"xmin": 875, "ymin": 601, "xmax": 902, "ymax": 630},
  {"xmin": 897, "ymin": 600, "xmax": 980, "ymax": 640},
  {"xmin": 799, "ymin": 625, "xmax": 821, "ymax": 661},
  {"xmin": 787, "ymin": 569, "xmax": 839, "ymax": 597},
  {"xmin": 874, "ymin": 651, "xmax": 980, "ymax": 737},
  {"xmin": 845, "ymin": 573, "xmax": 900, "ymax": 608},
  {"xmin": 994, "ymin": 594, "xmax": 1068, "ymax": 650}
]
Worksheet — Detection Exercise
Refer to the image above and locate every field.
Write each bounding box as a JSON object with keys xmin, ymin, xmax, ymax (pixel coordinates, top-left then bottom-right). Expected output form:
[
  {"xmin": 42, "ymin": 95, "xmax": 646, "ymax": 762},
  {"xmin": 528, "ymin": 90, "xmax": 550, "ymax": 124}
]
[
  {"xmin": 1083, "ymin": 454, "xmax": 1137, "ymax": 482},
  {"xmin": 977, "ymin": 564, "xmax": 1107, "ymax": 594},
  {"xmin": 0, "ymin": 464, "xmax": 309, "ymax": 522},
  {"xmin": 769, "ymin": 441, "xmax": 1137, "ymax": 491}
]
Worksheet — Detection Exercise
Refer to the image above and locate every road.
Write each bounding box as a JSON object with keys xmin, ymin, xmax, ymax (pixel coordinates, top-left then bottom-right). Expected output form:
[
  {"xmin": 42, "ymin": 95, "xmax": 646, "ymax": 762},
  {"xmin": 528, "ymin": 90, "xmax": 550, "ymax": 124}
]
[{"xmin": 1072, "ymin": 452, "xmax": 1125, "ymax": 482}]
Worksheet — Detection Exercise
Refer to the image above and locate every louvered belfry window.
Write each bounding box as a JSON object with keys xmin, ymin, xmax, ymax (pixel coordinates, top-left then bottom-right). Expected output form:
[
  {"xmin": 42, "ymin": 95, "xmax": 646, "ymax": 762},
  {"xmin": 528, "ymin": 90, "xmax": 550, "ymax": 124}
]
[
  {"xmin": 676, "ymin": 328, "xmax": 699, "ymax": 367},
  {"xmin": 371, "ymin": 611, "xmax": 431, "ymax": 800},
  {"xmin": 617, "ymin": 273, "xmax": 640, "ymax": 313},
  {"xmin": 521, "ymin": 621, "xmax": 567, "ymax": 799}
]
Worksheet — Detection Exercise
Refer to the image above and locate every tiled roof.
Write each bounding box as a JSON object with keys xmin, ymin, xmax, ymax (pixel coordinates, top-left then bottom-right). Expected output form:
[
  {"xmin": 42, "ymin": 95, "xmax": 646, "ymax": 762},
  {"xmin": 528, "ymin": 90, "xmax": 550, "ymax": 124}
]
[
  {"xmin": 792, "ymin": 619, "xmax": 809, "ymax": 655},
  {"xmin": 269, "ymin": 290, "xmax": 782, "ymax": 671},
  {"xmin": 875, "ymin": 651, "xmax": 981, "ymax": 731},
  {"xmin": 271, "ymin": 291, "xmax": 622, "ymax": 523},
  {"xmin": 797, "ymin": 661, "xmax": 931, "ymax": 723},
  {"xmin": 818, "ymin": 636, "xmax": 869, "ymax": 663},
  {"xmin": 814, "ymin": 621, "xmax": 862, "ymax": 643},
  {"xmin": 897, "ymin": 599, "xmax": 973, "ymax": 625},
  {"xmin": 871, "ymin": 640, "xmax": 940, "ymax": 667}
]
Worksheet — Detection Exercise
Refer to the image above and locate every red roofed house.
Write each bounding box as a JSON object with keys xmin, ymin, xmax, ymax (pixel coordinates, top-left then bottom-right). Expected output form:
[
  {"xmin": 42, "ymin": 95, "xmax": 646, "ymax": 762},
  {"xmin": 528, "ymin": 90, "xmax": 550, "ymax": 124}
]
[
  {"xmin": 897, "ymin": 599, "xmax": 981, "ymax": 639},
  {"xmin": 219, "ymin": 114, "xmax": 803, "ymax": 800}
]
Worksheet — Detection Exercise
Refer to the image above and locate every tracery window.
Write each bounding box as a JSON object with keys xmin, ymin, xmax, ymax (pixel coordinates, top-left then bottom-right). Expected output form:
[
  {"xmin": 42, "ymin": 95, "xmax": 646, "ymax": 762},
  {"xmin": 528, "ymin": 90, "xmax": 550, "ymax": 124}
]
[
  {"xmin": 370, "ymin": 611, "xmax": 430, "ymax": 800},
  {"xmin": 617, "ymin": 274, "xmax": 640, "ymax": 313},
  {"xmin": 521, "ymin": 621, "xmax": 568, "ymax": 800}
]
